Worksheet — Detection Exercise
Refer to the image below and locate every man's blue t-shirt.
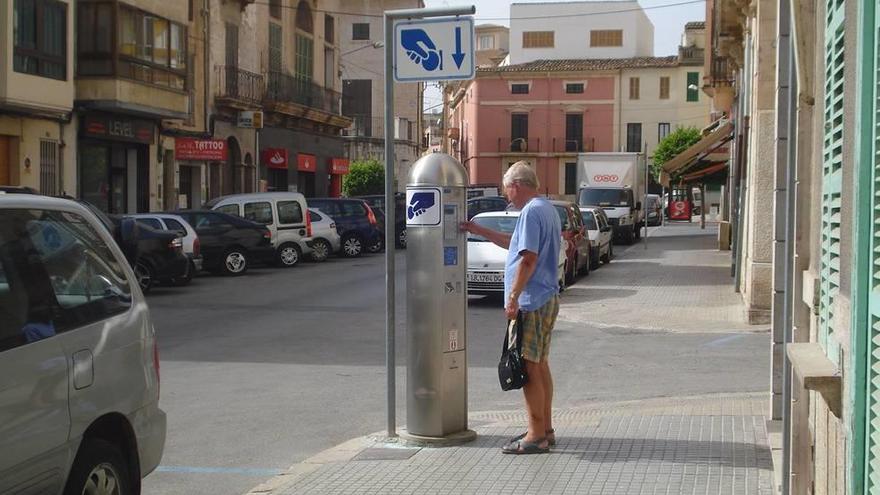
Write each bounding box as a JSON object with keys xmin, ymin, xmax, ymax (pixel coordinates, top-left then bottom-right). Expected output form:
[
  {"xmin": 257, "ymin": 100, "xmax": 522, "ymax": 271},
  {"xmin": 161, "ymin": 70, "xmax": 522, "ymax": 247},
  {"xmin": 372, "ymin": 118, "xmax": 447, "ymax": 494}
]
[{"xmin": 504, "ymin": 197, "xmax": 562, "ymax": 311}]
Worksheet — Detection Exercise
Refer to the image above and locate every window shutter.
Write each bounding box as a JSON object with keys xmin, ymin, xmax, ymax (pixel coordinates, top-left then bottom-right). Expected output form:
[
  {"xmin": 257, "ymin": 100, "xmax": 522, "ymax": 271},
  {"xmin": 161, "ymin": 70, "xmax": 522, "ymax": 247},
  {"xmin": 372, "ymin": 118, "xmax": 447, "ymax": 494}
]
[
  {"xmin": 864, "ymin": 1, "xmax": 880, "ymax": 490},
  {"xmin": 819, "ymin": 0, "xmax": 845, "ymax": 364}
]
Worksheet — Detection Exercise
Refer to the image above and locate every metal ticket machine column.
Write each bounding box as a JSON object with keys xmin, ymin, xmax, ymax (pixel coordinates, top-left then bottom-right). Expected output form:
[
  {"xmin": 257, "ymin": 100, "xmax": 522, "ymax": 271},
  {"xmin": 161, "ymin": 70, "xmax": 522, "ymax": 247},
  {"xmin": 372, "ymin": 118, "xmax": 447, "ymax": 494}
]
[{"xmin": 402, "ymin": 152, "xmax": 476, "ymax": 445}]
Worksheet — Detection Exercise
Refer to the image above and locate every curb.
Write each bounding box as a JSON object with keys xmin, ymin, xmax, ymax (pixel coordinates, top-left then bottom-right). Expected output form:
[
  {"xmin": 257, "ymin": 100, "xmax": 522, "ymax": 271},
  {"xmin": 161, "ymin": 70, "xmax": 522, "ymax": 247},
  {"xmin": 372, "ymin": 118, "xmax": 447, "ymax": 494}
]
[{"xmin": 242, "ymin": 391, "xmax": 767, "ymax": 495}]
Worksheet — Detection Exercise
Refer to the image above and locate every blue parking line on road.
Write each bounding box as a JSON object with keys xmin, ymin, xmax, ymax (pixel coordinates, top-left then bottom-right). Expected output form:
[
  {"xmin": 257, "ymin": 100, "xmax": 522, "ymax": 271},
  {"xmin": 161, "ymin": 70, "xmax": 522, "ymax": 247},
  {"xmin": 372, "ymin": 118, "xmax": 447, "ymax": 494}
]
[
  {"xmin": 156, "ymin": 466, "xmax": 284, "ymax": 476},
  {"xmin": 703, "ymin": 334, "xmax": 749, "ymax": 348}
]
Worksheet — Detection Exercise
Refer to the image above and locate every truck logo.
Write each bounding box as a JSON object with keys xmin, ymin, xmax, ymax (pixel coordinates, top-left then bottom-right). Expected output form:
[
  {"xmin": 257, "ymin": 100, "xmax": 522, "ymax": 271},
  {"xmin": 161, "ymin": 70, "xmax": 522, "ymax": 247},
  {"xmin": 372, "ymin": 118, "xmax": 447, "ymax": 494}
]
[{"xmin": 593, "ymin": 174, "xmax": 619, "ymax": 182}]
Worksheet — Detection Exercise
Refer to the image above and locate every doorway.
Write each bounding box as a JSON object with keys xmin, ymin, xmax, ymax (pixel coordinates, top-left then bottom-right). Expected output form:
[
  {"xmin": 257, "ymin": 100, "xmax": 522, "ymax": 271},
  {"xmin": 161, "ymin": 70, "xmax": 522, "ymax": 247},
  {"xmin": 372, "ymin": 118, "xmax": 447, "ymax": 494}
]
[{"xmin": 0, "ymin": 136, "xmax": 10, "ymax": 185}]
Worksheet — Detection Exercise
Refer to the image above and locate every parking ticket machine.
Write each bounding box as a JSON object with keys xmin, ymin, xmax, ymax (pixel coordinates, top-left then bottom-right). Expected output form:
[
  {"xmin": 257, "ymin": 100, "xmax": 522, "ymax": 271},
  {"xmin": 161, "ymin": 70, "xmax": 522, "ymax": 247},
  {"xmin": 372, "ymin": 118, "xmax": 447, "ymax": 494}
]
[{"xmin": 404, "ymin": 152, "xmax": 475, "ymax": 444}]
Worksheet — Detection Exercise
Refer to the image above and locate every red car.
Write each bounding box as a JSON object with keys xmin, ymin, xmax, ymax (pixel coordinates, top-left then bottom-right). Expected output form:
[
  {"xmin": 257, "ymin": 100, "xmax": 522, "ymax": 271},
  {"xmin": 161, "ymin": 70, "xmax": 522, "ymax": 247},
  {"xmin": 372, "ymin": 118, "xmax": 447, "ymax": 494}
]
[{"xmin": 549, "ymin": 200, "xmax": 592, "ymax": 284}]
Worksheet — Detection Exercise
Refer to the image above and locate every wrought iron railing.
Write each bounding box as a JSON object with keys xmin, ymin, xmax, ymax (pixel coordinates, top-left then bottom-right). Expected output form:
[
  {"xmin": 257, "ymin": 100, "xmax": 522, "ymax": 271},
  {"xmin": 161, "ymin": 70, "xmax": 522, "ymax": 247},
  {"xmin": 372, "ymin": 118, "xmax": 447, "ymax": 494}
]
[
  {"xmin": 215, "ymin": 65, "xmax": 264, "ymax": 105},
  {"xmin": 710, "ymin": 56, "xmax": 735, "ymax": 86},
  {"xmin": 498, "ymin": 137, "xmax": 540, "ymax": 153},
  {"xmin": 265, "ymin": 71, "xmax": 341, "ymax": 114}
]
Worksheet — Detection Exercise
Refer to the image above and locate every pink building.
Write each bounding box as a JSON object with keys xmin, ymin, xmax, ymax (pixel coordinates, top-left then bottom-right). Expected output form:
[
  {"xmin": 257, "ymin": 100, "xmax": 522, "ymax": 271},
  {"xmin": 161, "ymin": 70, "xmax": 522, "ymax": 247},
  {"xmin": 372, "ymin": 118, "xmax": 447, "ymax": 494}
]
[{"xmin": 446, "ymin": 57, "xmax": 695, "ymax": 197}]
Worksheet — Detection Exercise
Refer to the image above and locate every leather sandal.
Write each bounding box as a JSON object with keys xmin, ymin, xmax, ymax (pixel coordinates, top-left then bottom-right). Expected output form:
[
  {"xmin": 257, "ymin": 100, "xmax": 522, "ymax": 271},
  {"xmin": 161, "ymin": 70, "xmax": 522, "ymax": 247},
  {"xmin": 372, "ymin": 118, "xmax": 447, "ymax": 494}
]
[
  {"xmin": 501, "ymin": 437, "xmax": 549, "ymax": 454},
  {"xmin": 510, "ymin": 428, "xmax": 556, "ymax": 446}
]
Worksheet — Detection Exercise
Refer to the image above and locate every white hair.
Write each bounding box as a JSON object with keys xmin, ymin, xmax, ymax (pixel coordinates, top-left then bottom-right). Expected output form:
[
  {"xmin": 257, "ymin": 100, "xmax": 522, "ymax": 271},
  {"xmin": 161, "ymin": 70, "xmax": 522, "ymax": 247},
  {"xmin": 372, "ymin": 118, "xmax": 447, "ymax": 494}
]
[{"xmin": 503, "ymin": 161, "xmax": 539, "ymax": 189}]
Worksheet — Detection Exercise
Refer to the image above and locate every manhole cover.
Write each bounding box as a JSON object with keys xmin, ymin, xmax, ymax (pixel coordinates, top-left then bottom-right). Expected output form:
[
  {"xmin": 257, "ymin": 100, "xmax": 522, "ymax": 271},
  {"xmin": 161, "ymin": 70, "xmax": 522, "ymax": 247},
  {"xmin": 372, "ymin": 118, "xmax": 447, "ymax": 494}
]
[{"xmin": 352, "ymin": 448, "xmax": 421, "ymax": 461}]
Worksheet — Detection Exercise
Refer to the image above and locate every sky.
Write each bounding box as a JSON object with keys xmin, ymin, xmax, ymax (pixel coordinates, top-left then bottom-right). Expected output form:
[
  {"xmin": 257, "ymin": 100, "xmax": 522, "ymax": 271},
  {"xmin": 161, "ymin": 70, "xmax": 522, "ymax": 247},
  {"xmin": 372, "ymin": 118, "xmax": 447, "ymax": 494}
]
[{"xmin": 420, "ymin": 0, "xmax": 706, "ymax": 111}]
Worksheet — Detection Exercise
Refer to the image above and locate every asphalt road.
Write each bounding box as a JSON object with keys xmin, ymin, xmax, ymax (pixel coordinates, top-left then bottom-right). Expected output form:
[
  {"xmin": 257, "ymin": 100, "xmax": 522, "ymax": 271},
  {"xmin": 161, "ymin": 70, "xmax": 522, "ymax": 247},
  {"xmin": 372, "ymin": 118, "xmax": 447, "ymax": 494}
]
[{"xmin": 142, "ymin": 238, "xmax": 769, "ymax": 495}]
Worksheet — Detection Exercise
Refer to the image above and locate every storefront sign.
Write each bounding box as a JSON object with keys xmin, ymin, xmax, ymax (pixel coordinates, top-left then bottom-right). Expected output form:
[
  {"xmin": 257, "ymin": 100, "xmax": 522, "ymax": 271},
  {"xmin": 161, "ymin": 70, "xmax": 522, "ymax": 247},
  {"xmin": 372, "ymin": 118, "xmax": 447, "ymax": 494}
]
[
  {"xmin": 298, "ymin": 153, "xmax": 316, "ymax": 172},
  {"xmin": 238, "ymin": 111, "xmax": 264, "ymax": 129},
  {"xmin": 175, "ymin": 138, "xmax": 228, "ymax": 161},
  {"xmin": 330, "ymin": 158, "xmax": 350, "ymax": 174},
  {"xmin": 83, "ymin": 114, "xmax": 154, "ymax": 144},
  {"xmin": 262, "ymin": 148, "xmax": 288, "ymax": 169}
]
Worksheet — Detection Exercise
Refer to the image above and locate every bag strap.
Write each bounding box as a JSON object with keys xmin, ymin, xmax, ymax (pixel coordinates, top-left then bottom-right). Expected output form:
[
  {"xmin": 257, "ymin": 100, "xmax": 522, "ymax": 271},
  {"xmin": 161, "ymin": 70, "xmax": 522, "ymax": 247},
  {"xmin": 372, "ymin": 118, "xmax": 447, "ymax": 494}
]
[
  {"xmin": 514, "ymin": 311, "xmax": 524, "ymax": 354},
  {"xmin": 505, "ymin": 312, "xmax": 525, "ymax": 353}
]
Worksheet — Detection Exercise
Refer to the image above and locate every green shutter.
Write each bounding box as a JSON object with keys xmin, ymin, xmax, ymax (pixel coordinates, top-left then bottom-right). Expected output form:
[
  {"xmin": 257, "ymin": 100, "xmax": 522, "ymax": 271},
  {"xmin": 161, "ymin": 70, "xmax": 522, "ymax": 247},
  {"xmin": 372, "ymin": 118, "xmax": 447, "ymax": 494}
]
[
  {"xmin": 686, "ymin": 72, "xmax": 699, "ymax": 102},
  {"xmin": 863, "ymin": 0, "xmax": 880, "ymax": 490},
  {"xmin": 819, "ymin": 0, "xmax": 845, "ymax": 365}
]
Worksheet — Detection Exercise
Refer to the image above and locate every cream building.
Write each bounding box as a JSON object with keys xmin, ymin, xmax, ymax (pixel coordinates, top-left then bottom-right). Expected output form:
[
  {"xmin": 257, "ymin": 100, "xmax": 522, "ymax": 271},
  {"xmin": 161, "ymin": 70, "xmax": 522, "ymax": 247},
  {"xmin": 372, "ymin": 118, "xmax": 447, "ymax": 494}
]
[
  {"xmin": 337, "ymin": 0, "xmax": 423, "ymax": 192},
  {"xmin": 0, "ymin": 0, "xmax": 76, "ymax": 194},
  {"xmin": 619, "ymin": 23, "xmax": 709, "ymax": 156}
]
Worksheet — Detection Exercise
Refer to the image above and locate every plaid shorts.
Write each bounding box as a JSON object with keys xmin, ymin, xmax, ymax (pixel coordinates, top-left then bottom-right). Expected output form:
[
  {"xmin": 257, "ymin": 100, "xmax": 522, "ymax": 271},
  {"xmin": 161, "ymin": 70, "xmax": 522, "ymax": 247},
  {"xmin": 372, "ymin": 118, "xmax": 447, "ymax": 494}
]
[{"xmin": 520, "ymin": 295, "xmax": 559, "ymax": 363}]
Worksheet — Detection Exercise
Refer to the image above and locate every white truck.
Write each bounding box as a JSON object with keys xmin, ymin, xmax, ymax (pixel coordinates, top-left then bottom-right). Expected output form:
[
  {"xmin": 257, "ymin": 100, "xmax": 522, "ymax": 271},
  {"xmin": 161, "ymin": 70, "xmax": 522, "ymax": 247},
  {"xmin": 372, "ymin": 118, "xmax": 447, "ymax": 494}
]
[{"xmin": 576, "ymin": 152, "xmax": 646, "ymax": 245}]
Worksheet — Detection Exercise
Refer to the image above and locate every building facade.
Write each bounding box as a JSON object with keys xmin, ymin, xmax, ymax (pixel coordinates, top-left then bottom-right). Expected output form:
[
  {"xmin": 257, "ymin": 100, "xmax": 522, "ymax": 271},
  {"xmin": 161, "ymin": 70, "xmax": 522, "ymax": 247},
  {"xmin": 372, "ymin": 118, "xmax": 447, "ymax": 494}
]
[
  {"xmin": 474, "ymin": 24, "xmax": 509, "ymax": 68},
  {"xmin": 704, "ymin": 0, "xmax": 880, "ymax": 492},
  {"xmin": 337, "ymin": 0, "xmax": 423, "ymax": 193},
  {"xmin": 509, "ymin": 1, "xmax": 654, "ymax": 64},
  {"xmin": 1, "ymin": 0, "xmax": 76, "ymax": 196}
]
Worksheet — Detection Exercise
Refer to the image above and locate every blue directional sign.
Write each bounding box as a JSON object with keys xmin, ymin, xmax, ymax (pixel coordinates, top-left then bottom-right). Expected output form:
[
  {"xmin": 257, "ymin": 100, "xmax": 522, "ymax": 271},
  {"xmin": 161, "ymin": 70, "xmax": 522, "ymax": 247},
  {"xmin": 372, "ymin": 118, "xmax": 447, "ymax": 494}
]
[{"xmin": 393, "ymin": 17, "xmax": 475, "ymax": 82}]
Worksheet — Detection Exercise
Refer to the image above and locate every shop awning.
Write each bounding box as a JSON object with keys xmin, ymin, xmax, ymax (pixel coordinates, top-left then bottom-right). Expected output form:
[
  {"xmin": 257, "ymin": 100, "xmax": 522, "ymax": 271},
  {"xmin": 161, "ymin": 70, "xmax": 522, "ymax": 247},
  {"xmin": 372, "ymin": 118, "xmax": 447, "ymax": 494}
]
[
  {"xmin": 659, "ymin": 119, "xmax": 734, "ymax": 187},
  {"xmin": 681, "ymin": 162, "xmax": 728, "ymax": 182}
]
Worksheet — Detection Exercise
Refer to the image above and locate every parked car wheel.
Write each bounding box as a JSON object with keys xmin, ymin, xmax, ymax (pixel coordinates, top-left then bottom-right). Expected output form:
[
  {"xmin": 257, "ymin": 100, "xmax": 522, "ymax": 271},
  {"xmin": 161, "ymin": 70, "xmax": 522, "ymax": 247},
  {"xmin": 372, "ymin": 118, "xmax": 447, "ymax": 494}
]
[
  {"xmin": 341, "ymin": 234, "xmax": 363, "ymax": 257},
  {"xmin": 222, "ymin": 248, "xmax": 248, "ymax": 276},
  {"xmin": 366, "ymin": 237, "xmax": 383, "ymax": 253},
  {"xmin": 397, "ymin": 229, "xmax": 407, "ymax": 248},
  {"xmin": 590, "ymin": 247, "xmax": 600, "ymax": 270},
  {"xmin": 565, "ymin": 259, "xmax": 576, "ymax": 285},
  {"xmin": 309, "ymin": 238, "xmax": 331, "ymax": 262},
  {"xmin": 64, "ymin": 439, "xmax": 130, "ymax": 495},
  {"xmin": 277, "ymin": 242, "xmax": 301, "ymax": 267},
  {"xmin": 170, "ymin": 261, "xmax": 194, "ymax": 286},
  {"xmin": 134, "ymin": 261, "xmax": 154, "ymax": 293}
]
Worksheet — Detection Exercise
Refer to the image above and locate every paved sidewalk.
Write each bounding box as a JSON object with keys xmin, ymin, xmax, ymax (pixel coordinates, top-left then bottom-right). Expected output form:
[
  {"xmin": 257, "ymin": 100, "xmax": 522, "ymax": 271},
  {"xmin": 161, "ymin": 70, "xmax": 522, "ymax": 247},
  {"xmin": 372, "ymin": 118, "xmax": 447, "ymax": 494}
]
[
  {"xmin": 243, "ymin": 221, "xmax": 772, "ymax": 495},
  {"xmin": 246, "ymin": 394, "xmax": 773, "ymax": 495},
  {"xmin": 560, "ymin": 222, "xmax": 760, "ymax": 333}
]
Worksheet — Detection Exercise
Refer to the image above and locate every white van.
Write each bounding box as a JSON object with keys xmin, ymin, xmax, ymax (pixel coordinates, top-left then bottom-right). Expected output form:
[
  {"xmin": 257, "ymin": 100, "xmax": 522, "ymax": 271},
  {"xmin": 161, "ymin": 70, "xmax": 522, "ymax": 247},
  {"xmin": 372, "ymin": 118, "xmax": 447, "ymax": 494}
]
[
  {"xmin": 206, "ymin": 192, "xmax": 312, "ymax": 267},
  {"xmin": 0, "ymin": 194, "xmax": 165, "ymax": 494}
]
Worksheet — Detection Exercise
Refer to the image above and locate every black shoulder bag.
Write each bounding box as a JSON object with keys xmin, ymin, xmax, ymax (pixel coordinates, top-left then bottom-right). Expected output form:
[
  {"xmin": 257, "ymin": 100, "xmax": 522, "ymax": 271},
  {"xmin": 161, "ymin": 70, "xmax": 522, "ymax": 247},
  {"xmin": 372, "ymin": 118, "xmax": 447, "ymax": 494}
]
[{"xmin": 498, "ymin": 312, "xmax": 528, "ymax": 391}]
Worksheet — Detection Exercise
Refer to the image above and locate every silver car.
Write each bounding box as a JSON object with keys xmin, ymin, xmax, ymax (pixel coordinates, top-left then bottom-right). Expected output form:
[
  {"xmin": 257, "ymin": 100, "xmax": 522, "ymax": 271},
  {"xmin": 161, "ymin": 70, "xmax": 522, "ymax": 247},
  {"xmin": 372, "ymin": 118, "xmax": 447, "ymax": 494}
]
[
  {"xmin": 307, "ymin": 208, "xmax": 342, "ymax": 261},
  {"xmin": 0, "ymin": 194, "xmax": 165, "ymax": 494}
]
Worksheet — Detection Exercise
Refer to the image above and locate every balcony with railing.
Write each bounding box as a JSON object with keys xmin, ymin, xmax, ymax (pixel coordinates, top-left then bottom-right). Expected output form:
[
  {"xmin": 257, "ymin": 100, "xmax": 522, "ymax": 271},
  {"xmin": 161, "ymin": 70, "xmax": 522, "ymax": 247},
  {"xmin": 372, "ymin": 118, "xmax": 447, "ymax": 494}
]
[
  {"xmin": 498, "ymin": 137, "xmax": 540, "ymax": 153},
  {"xmin": 265, "ymin": 71, "xmax": 340, "ymax": 114},
  {"xmin": 678, "ymin": 45, "xmax": 705, "ymax": 65},
  {"xmin": 215, "ymin": 65, "xmax": 264, "ymax": 109},
  {"xmin": 709, "ymin": 56, "xmax": 735, "ymax": 86}
]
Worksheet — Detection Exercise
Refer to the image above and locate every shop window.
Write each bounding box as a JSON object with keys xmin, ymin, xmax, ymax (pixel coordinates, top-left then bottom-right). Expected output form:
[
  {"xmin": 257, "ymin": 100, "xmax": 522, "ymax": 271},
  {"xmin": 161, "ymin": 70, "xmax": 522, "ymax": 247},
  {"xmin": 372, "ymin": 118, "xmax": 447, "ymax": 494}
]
[{"xmin": 13, "ymin": 0, "xmax": 67, "ymax": 80}]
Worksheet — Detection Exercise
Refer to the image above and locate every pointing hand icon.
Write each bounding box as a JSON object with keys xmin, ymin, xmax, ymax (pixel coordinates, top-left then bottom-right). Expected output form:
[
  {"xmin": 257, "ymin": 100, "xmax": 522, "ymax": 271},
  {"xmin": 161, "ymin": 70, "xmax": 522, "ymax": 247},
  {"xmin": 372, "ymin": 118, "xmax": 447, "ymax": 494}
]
[
  {"xmin": 407, "ymin": 192, "xmax": 435, "ymax": 220},
  {"xmin": 401, "ymin": 29, "xmax": 442, "ymax": 72}
]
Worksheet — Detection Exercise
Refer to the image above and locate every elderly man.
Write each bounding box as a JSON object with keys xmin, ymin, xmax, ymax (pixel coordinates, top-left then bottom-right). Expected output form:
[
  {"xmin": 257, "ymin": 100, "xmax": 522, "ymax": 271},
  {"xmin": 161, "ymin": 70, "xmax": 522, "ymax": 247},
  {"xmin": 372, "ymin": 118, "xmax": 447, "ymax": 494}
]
[{"xmin": 461, "ymin": 161, "xmax": 561, "ymax": 454}]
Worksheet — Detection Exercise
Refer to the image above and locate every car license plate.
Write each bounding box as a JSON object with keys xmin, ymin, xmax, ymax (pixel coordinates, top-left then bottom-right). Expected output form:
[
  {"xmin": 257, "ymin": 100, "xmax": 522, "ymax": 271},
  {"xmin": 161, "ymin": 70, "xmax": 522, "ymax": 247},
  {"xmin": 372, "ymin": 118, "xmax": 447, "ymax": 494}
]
[{"xmin": 467, "ymin": 272, "xmax": 503, "ymax": 283}]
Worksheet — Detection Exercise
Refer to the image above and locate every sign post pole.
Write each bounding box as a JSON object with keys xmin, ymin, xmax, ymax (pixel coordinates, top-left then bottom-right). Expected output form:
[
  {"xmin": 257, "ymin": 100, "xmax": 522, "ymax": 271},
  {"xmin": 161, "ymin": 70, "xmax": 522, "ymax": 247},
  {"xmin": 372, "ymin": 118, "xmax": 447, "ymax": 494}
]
[{"xmin": 383, "ymin": 5, "xmax": 475, "ymax": 439}]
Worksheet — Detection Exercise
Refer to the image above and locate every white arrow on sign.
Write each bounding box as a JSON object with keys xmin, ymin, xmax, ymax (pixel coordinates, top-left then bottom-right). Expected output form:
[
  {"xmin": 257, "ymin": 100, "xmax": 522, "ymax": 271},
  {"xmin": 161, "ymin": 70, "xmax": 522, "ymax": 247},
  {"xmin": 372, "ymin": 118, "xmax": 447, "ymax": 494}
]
[{"xmin": 393, "ymin": 17, "xmax": 475, "ymax": 82}]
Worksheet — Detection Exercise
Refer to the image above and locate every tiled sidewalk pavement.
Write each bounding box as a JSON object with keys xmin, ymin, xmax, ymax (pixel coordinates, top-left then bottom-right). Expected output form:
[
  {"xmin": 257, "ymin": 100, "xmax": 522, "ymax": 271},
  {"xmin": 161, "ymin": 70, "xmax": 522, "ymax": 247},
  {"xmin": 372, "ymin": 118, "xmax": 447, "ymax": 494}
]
[
  {"xmin": 246, "ymin": 394, "xmax": 773, "ymax": 495},
  {"xmin": 560, "ymin": 222, "xmax": 760, "ymax": 333}
]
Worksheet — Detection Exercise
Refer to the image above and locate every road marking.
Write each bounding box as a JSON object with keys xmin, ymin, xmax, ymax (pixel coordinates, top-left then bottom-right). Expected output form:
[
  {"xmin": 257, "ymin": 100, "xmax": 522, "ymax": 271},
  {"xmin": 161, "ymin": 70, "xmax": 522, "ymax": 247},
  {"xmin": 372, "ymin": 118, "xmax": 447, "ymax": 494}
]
[
  {"xmin": 703, "ymin": 334, "xmax": 749, "ymax": 348},
  {"xmin": 156, "ymin": 466, "xmax": 284, "ymax": 476}
]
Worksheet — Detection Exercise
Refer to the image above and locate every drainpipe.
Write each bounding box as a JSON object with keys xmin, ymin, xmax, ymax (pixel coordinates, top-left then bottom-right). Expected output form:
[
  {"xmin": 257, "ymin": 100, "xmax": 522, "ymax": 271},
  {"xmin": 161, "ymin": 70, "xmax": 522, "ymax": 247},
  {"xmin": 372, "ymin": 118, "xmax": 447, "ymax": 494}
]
[
  {"xmin": 203, "ymin": 0, "xmax": 211, "ymax": 137},
  {"xmin": 617, "ymin": 68, "xmax": 623, "ymax": 151},
  {"xmin": 779, "ymin": 0, "xmax": 797, "ymax": 491},
  {"xmin": 546, "ymin": 70, "xmax": 551, "ymax": 195}
]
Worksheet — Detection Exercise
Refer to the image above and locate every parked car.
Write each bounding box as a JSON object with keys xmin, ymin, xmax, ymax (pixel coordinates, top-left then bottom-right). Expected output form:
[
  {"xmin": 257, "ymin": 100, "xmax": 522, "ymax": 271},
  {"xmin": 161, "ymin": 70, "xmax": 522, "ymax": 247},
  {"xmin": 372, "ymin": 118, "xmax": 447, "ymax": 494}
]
[
  {"xmin": 72, "ymin": 201, "xmax": 188, "ymax": 293},
  {"xmin": 467, "ymin": 195, "xmax": 509, "ymax": 220},
  {"xmin": 358, "ymin": 193, "xmax": 407, "ymax": 248},
  {"xmin": 174, "ymin": 210, "xmax": 275, "ymax": 276},
  {"xmin": 466, "ymin": 211, "xmax": 566, "ymax": 295},
  {"xmin": 646, "ymin": 194, "xmax": 663, "ymax": 226},
  {"xmin": 206, "ymin": 192, "xmax": 312, "ymax": 268},
  {"xmin": 130, "ymin": 213, "xmax": 203, "ymax": 284},
  {"xmin": 580, "ymin": 207, "xmax": 613, "ymax": 269},
  {"xmin": 307, "ymin": 198, "xmax": 382, "ymax": 257},
  {"xmin": 550, "ymin": 200, "xmax": 591, "ymax": 283},
  {"xmin": 0, "ymin": 194, "xmax": 165, "ymax": 495},
  {"xmin": 307, "ymin": 208, "xmax": 341, "ymax": 262}
]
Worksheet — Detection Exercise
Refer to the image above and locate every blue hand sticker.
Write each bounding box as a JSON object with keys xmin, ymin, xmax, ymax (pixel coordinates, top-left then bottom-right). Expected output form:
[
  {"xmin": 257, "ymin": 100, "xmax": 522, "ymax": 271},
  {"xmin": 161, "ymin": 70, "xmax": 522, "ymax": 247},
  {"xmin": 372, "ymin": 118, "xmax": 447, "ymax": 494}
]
[
  {"xmin": 407, "ymin": 192, "xmax": 436, "ymax": 220},
  {"xmin": 400, "ymin": 29, "xmax": 442, "ymax": 72}
]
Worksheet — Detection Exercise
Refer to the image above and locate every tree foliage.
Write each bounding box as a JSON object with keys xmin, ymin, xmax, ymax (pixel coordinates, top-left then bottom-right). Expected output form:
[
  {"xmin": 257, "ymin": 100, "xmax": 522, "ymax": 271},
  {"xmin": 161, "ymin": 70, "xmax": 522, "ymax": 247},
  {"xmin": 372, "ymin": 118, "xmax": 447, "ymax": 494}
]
[
  {"xmin": 342, "ymin": 159, "xmax": 385, "ymax": 196},
  {"xmin": 651, "ymin": 127, "xmax": 702, "ymax": 180}
]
